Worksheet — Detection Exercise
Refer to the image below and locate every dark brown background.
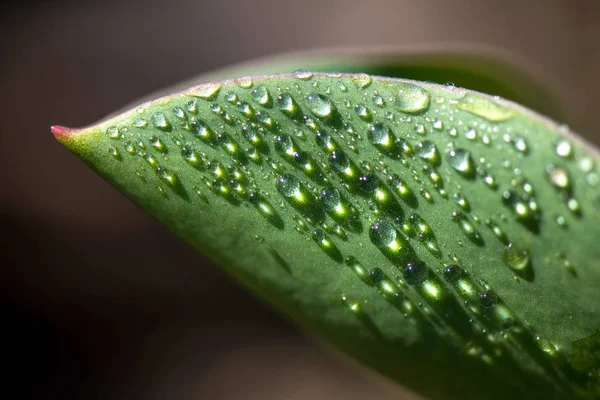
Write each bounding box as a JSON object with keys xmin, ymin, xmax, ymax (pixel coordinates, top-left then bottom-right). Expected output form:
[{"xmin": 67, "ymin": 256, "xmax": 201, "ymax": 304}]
[{"xmin": 1, "ymin": 1, "xmax": 599, "ymax": 399}]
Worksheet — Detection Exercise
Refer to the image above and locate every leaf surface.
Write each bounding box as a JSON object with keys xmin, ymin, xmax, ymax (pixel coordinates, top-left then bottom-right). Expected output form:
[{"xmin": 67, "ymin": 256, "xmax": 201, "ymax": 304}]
[{"xmin": 54, "ymin": 73, "xmax": 600, "ymax": 399}]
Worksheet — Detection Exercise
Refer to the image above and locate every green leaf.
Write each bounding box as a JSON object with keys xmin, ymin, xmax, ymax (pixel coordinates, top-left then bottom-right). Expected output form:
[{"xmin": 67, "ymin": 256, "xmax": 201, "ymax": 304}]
[{"xmin": 53, "ymin": 73, "xmax": 600, "ymax": 399}]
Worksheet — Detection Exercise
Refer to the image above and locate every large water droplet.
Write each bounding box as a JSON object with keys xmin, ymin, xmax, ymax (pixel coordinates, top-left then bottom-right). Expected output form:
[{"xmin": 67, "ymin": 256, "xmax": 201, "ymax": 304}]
[
  {"xmin": 395, "ymin": 82, "xmax": 430, "ymax": 114},
  {"xmin": 443, "ymin": 264, "xmax": 463, "ymax": 283},
  {"xmin": 555, "ymin": 139, "xmax": 572, "ymax": 158},
  {"xmin": 251, "ymin": 85, "xmax": 271, "ymax": 106},
  {"xmin": 456, "ymin": 93, "xmax": 514, "ymax": 121},
  {"xmin": 277, "ymin": 93, "xmax": 303, "ymax": 121},
  {"xmin": 350, "ymin": 73, "xmax": 372, "ymax": 89}
]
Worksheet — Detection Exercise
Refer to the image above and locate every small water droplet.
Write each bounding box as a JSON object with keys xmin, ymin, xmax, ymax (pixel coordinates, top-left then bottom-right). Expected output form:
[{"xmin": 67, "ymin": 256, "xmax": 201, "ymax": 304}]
[
  {"xmin": 395, "ymin": 82, "xmax": 430, "ymax": 114},
  {"xmin": 250, "ymin": 85, "xmax": 271, "ymax": 107},
  {"xmin": 108, "ymin": 145, "xmax": 121, "ymax": 160},
  {"xmin": 555, "ymin": 139, "xmax": 572, "ymax": 158},
  {"xmin": 350, "ymin": 73, "xmax": 372, "ymax": 89},
  {"xmin": 502, "ymin": 243, "xmax": 530, "ymax": 272},
  {"xmin": 305, "ymin": 93, "xmax": 336, "ymax": 120},
  {"xmin": 106, "ymin": 126, "xmax": 121, "ymax": 139},
  {"xmin": 448, "ymin": 149, "xmax": 475, "ymax": 178},
  {"xmin": 293, "ymin": 69, "xmax": 313, "ymax": 80},
  {"xmin": 443, "ymin": 264, "xmax": 463, "ymax": 283},
  {"xmin": 403, "ymin": 260, "xmax": 428, "ymax": 285},
  {"xmin": 354, "ymin": 104, "xmax": 372, "ymax": 121},
  {"xmin": 513, "ymin": 136, "xmax": 529, "ymax": 154},
  {"xmin": 152, "ymin": 112, "xmax": 171, "ymax": 131},
  {"xmin": 234, "ymin": 76, "xmax": 253, "ymax": 88},
  {"xmin": 277, "ymin": 93, "xmax": 303, "ymax": 121},
  {"xmin": 546, "ymin": 164, "xmax": 571, "ymax": 190},
  {"xmin": 452, "ymin": 211, "xmax": 484, "ymax": 245},
  {"xmin": 369, "ymin": 219, "xmax": 397, "ymax": 248},
  {"xmin": 276, "ymin": 174, "xmax": 300, "ymax": 197},
  {"xmin": 417, "ymin": 141, "xmax": 440, "ymax": 166},
  {"xmin": 480, "ymin": 291, "xmax": 498, "ymax": 308}
]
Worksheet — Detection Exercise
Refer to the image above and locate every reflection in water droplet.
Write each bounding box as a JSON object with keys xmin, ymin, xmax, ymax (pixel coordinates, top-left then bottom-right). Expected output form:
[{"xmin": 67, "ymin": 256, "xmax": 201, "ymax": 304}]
[
  {"xmin": 395, "ymin": 82, "xmax": 430, "ymax": 114},
  {"xmin": 456, "ymin": 93, "xmax": 514, "ymax": 121}
]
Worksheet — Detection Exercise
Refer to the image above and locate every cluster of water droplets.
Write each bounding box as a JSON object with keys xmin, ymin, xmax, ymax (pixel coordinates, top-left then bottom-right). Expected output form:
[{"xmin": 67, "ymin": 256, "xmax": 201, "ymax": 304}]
[{"xmin": 98, "ymin": 72, "xmax": 597, "ymax": 386}]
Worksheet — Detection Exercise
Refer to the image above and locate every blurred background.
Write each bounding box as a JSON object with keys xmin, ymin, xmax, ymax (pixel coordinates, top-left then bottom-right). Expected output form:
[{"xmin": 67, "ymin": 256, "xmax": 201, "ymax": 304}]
[{"xmin": 1, "ymin": 1, "xmax": 599, "ymax": 399}]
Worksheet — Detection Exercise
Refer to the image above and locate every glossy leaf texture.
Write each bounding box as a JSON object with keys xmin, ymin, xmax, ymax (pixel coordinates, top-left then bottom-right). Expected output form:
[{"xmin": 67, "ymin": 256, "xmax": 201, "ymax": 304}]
[{"xmin": 54, "ymin": 73, "xmax": 600, "ymax": 400}]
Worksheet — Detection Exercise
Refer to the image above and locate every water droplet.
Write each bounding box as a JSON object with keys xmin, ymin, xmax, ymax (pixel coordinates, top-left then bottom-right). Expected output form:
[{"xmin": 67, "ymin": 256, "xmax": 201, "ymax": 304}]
[
  {"xmin": 305, "ymin": 93, "xmax": 336, "ymax": 121},
  {"xmin": 355, "ymin": 104, "xmax": 372, "ymax": 121},
  {"xmin": 108, "ymin": 145, "xmax": 121, "ymax": 160},
  {"xmin": 149, "ymin": 135, "xmax": 167, "ymax": 153},
  {"xmin": 189, "ymin": 82, "xmax": 221, "ymax": 99},
  {"xmin": 447, "ymin": 149, "xmax": 475, "ymax": 178},
  {"xmin": 368, "ymin": 123, "xmax": 392, "ymax": 146},
  {"xmin": 345, "ymin": 256, "xmax": 370, "ymax": 283},
  {"xmin": 389, "ymin": 174, "xmax": 418, "ymax": 207},
  {"xmin": 372, "ymin": 95, "xmax": 385, "ymax": 107},
  {"xmin": 358, "ymin": 173, "xmax": 379, "ymax": 195},
  {"xmin": 555, "ymin": 139, "xmax": 572, "ymax": 158},
  {"xmin": 546, "ymin": 164, "xmax": 571, "ymax": 190},
  {"xmin": 485, "ymin": 218, "xmax": 508, "ymax": 244},
  {"xmin": 249, "ymin": 85, "xmax": 271, "ymax": 107},
  {"xmin": 432, "ymin": 120, "xmax": 444, "ymax": 131},
  {"xmin": 234, "ymin": 76, "xmax": 253, "ymax": 88},
  {"xmin": 133, "ymin": 118, "xmax": 148, "ymax": 128},
  {"xmin": 443, "ymin": 264, "xmax": 463, "ymax": 283},
  {"xmin": 502, "ymin": 191, "xmax": 541, "ymax": 233},
  {"xmin": 451, "ymin": 211, "xmax": 484, "ymax": 245},
  {"xmin": 329, "ymin": 151, "xmax": 355, "ymax": 176},
  {"xmin": 312, "ymin": 229, "xmax": 343, "ymax": 262},
  {"xmin": 123, "ymin": 140, "xmax": 136, "ymax": 155},
  {"xmin": 456, "ymin": 93, "xmax": 514, "ymax": 121},
  {"xmin": 276, "ymin": 174, "xmax": 300, "ymax": 197},
  {"xmin": 502, "ymin": 243, "xmax": 530, "ymax": 272},
  {"xmin": 513, "ymin": 136, "xmax": 529, "ymax": 154},
  {"xmin": 315, "ymin": 131, "xmax": 337, "ymax": 153},
  {"xmin": 369, "ymin": 219, "xmax": 397, "ymax": 248},
  {"xmin": 350, "ymin": 73, "xmax": 372, "ymax": 89},
  {"xmin": 152, "ymin": 112, "xmax": 171, "ymax": 131},
  {"xmin": 274, "ymin": 134, "xmax": 295, "ymax": 156},
  {"xmin": 417, "ymin": 141, "xmax": 440, "ymax": 166},
  {"xmin": 182, "ymin": 145, "xmax": 204, "ymax": 169},
  {"xmin": 185, "ymin": 99, "xmax": 198, "ymax": 114},
  {"xmin": 277, "ymin": 93, "xmax": 303, "ymax": 121},
  {"xmin": 293, "ymin": 69, "xmax": 313, "ymax": 80},
  {"xmin": 191, "ymin": 119, "xmax": 213, "ymax": 142},
  {"xmin": 106, "ymin": 126, "xmax": 121, "ymax": 139},
  {"xmin": 403, "ymin": 260, "xmax": 428, "ymax": 285},
  {"xmin": 480, "ymin": 291, "xmax": 498, "ymax": 308},
  {"xmin": 395, "ymin": 82, "xmax": 430, "ymax": 114},
  {"xmin": 453, "ymin": 193, "xmax": 470, "ymax": 211}
]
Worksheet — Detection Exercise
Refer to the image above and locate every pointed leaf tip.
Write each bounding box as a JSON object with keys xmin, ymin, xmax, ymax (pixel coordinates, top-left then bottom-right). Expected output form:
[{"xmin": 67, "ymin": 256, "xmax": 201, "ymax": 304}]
[{"xmin": 51, "ymin": 125, "xmax": 77, "ymax": 139}]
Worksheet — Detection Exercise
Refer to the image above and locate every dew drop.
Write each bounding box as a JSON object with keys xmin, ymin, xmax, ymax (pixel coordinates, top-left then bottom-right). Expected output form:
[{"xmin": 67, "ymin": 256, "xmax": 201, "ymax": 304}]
[
  {"xmin": 234, "ymin": 76, "xmax": 253, "ymax": 88},
  {"xmin": 106, "ymin": 126, "xmax": 121, "ymax": 139},
  {"xmin": 350, "ymin": 73, "xmax": 372, "ymax": 89},
  {"xmin": 369, "ymin": 219, "xmax": 397, "ymax": 248},
  {"xmin": 277, "ymin": 93, "xmax": 302, "ymax": 120},
  {"xmin": 480, "ymin": 291, "xmax": 498, "ymax": 308},
  {"xmin": 368, "ymin": 123, "xmax": 392, "ymax": 146},
  {"xmin": 250, "ymin": 85, "xmax": 271, "ymax": 106},
  {"xmin": 501, "ymin": 243, "xmax": 530, "ymax": 272},
  {"xmin": 293, "ymin": 69, "xmax": 313, "ymax": 80},
  {"xmin": 108, "ymin": 145, "xmax": 121, "ymax": 160},
  {"xmin": 276, "ymin": 174, "xmax": 300, "ymax": 197},
  {"xmin": 555, "ymin": 139, "xmax": 572, "ymax": 158},
  {"xmin": 172, "ymin": 106, "xmax": 186, "ymax": 120},
  {"xmin": 395, "ymin": 82, "xmax": 430, "ymax": 114},
  {"xmin": 456, "ymin": 93, "xmax": 514, "ymax": 121},
  {"xmin": 189, "ymin": 83, "xmax": 221, "ymax": 99},
  {"xmin": 417, "ymin": 141, "xmax": 440, "ymax": 166},
  {"xmin": 546, "ymin": 164, "xmax": 571, "ymax": 190},
  {"xmin": 403, "ymin": 260, "xmax": 428, "ymax": 286},
  {"xmin": 448, "ymin": 149, "xmax": 475, "ymax": 177},
  {"xmin": 355, "ymin": 104, "xmax": 372, "ymax": 121},
  {"xmin": 443, "ymin": 264, "xmax": 463, "ymax": 283},
  {"xmin": 452, "ymin": 211, "xmax": 484, "ymax": 245},
  {"xmin": 152, "ymin": 112, "xmax": 171, "ymax": 131},
  {"xmin": 305, "ymin": 93, "xmax": 335, "ymax": 120}
]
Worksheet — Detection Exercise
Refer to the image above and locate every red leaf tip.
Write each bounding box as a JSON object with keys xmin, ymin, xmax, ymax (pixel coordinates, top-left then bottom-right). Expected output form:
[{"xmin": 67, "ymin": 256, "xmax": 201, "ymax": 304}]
[{"xmin": 51, "ymin": 125, "xmax": 76, "ymax": 139}]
